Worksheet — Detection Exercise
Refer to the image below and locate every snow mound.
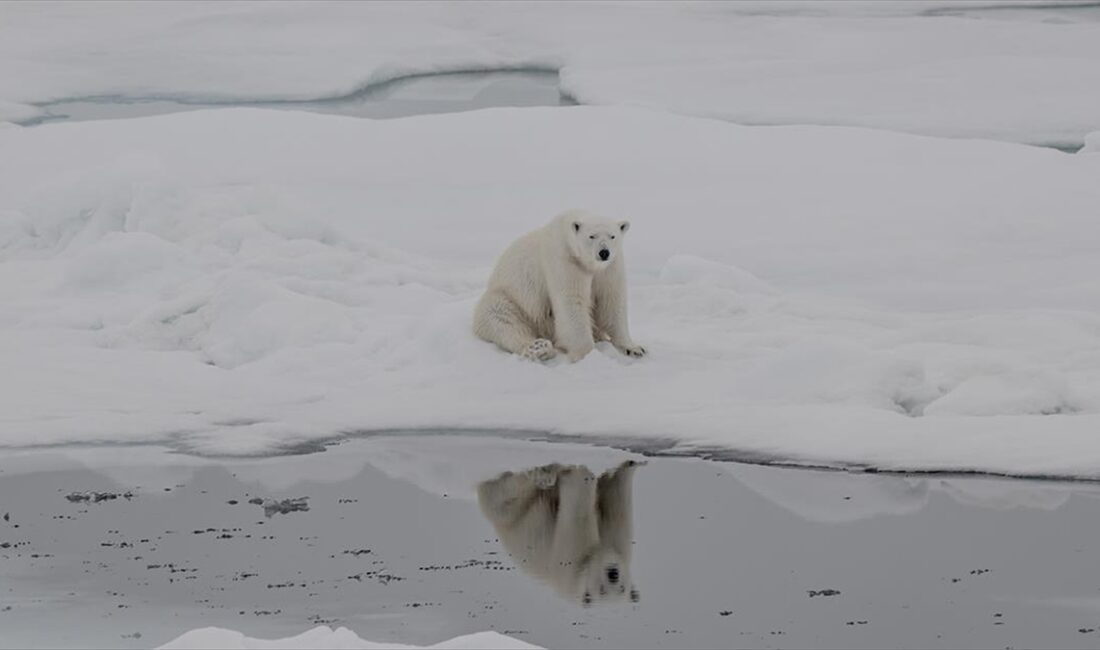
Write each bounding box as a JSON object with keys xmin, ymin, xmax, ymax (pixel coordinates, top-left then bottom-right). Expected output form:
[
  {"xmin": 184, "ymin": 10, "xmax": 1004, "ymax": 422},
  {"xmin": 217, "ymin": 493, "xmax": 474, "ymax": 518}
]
[
  {"xmin": 1083, "ymin": 130, "xmax": 1100, "ymax": 154},
  {"xmin": 659, "ymin": 255, "xmax": 775, "ymax": 295},
  {"xmin": 925, "ymin": 370, "xmax": 1081, "ymax": 417},
  {"xmin": 157, "ymin": 626, "xmax": 539, "ymax": 650}
]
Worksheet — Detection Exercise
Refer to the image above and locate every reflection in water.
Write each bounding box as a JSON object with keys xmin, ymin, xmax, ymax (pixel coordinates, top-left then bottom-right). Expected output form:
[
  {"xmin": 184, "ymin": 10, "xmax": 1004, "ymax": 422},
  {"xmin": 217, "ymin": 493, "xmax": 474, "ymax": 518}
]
[
  {"xmin": 478, "ymin": 460, "xmax": 642, "ymax": 607},
  {"xmin": 724, "ymin": 461, "xmax": 1076, "ymax": 524},
  {"xmin": 7, "ymin": 438, "xmax": 1100, "ymax": 648}
]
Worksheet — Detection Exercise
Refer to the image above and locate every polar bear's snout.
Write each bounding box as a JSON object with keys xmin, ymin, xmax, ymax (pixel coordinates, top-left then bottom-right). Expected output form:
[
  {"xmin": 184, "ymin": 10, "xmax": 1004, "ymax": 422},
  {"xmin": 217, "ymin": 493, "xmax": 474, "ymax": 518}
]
[
  {"xmin": 606, "ymin": 564, "xmax": 620, "ymax": 583},
  {"xmin": 571, "ymin": 217, "xmax": 624, "ymax": 269}
]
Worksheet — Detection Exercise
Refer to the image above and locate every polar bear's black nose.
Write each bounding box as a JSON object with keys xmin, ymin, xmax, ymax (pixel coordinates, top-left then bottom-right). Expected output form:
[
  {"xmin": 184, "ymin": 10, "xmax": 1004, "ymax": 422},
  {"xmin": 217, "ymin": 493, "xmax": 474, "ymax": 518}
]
[
  {"xmin": 607, "ymin": 565, "xmax": 620, "ymax": 583},
  {"xmin": 598, "ymin": 249, "xmax": 610, "ymax": 261}
]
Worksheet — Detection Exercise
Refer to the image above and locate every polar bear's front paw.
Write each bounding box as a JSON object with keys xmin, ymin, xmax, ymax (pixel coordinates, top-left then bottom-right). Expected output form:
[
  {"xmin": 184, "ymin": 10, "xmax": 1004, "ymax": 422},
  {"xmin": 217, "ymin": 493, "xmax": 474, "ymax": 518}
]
[
  {"xmin": 531, "ymin": 464, "xmax": 560, "ymax": 489},
  {"xmin": 618, "ymin": 343, "xmax": 647, "ymax": 359},
  {"xmin": 521, "ymin": 338, "xmax": 557, "ymax": 362}
]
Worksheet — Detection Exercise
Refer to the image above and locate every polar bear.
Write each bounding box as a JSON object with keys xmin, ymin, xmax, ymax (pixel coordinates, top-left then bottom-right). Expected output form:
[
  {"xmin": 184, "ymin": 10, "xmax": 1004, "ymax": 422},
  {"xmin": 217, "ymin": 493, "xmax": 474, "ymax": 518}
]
[
  {"xmin": 477, "ymin": 460, "xmax": 642, "ymax": 606},
  {"xmin": 473, "ymin": 209, "xmax": 645, "ymax": 362}
]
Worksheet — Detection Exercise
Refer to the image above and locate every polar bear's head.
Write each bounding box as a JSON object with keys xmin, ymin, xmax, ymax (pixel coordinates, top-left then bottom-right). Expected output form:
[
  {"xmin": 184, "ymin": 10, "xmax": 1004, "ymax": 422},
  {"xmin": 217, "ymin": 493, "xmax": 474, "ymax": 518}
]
[
  {"xmin": 565, "ymin": 213, "xmax": 630, "ymax": 272},
  {"xmin": 579, "ymin": 546, "xmax": 639, "ymax": 607}
]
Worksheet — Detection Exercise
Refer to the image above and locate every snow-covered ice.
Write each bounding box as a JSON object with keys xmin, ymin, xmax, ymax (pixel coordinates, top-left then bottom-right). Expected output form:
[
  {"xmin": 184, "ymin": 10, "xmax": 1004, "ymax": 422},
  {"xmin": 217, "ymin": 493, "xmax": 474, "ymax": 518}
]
[
  {"xmin": 2, "ymin": 105, "xmax": 1100, "ymax": 477},
  {"xmin": 5, "ymin": 6, "xmax": 1100, "ymax": 650},
  {"xmin": 2, "ymin": 2, "xmax": 1100, "ymax": 146},
  {"xmin": 157, "ymin": 627, "xmax": 538, "ymax": 650}
]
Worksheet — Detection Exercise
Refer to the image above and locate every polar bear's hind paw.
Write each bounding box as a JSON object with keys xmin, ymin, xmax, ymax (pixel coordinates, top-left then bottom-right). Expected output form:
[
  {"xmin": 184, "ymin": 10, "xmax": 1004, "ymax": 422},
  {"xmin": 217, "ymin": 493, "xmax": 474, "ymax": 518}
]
[
  {"xmin": 531, "ymin": 464, "xmax": 560, "ymax": 489},
  {"xmin": 521, "ymin": 338, "xmax": 557, "ymax": 362}
]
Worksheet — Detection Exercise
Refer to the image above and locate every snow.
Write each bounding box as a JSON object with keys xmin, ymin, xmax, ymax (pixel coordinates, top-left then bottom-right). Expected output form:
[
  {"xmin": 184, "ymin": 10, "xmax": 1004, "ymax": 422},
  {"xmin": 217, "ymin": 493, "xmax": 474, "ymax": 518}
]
[
  {"xmin": 2, "ymin": 105, "xmax": 1100, "ymax": 478},
  {"xmin": 1, "ymin": 2, "xmax": 1100, "ymax": 481},
  {"xmin": 2, "ymin": 2, "xmax": 1100, "ymax": 146},
  {"xmin": 157, "ymin": 626, "xmax": 539, "ymax": 650}
]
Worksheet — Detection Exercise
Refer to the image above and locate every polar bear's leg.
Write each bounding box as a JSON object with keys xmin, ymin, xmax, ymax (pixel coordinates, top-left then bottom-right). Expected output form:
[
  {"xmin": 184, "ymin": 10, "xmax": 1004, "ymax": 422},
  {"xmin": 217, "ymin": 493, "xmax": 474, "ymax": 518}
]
[
  {"xmin": 597, "ymin": 460, "xmax": 643, "ymax": 556},
  {"xmin": 593, "ymin": 261, "xmax": 646, "ymax": 358},
  {"xmin": 548, "ymin": 276, "xmax": 596, "ymax": 362},
  {"xmin": 474, "ymin": 292, "xmax": 557, "ymax": 361},
  {"xmin": 552, "ymin": 466, "xmax": 600, "ymax": 566}
]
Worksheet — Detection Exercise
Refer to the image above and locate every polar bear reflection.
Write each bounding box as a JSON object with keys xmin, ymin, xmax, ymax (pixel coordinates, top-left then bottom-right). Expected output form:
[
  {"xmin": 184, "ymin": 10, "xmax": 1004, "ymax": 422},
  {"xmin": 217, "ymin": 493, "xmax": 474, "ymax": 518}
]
[{"xmin": 477, "ymin": 460, "xmax": 642, "ymax": 606}]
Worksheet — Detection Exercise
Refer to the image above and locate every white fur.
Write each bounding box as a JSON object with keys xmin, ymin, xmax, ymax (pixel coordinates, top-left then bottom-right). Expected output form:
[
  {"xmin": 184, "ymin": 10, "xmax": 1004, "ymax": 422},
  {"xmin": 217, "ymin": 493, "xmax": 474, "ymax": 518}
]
[
  {"xmin": 477, "ymin": 461, "xmax": 642, "ymax": 605},
  {"xmin": 473, "ymin": 209, "xmax": 645, "ymax": 362}
]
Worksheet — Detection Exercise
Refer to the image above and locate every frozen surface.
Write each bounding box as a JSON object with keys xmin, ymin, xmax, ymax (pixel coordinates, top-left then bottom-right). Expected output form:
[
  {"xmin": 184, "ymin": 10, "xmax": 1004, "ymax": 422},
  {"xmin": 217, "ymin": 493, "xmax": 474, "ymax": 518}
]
[
  {"xmin": 2, "ymin": 107, "xmax": 1100, "ymax": 476},
  {"xmin": 158, "ymin": 627, "xmax": 539, "ymax": 650},
  {"xmin": 6, "ymin": 437, "xmax": 1100, "ymax": 649},
  {"xmin": 2, "ymin": 2, "xmax": 1100, "ymax": 146}
]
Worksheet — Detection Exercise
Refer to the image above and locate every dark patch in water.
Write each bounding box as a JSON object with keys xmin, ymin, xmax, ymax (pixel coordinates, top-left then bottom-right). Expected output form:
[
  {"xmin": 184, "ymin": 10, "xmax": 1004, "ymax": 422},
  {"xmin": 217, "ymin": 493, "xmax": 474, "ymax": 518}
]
[
  {"xmin": 922, "ymin": 2, "xmax": 1100, "ymax": 18},
  {"xmin": 258, "ymin": 497, "xmax": 310, "ymax": 518},
  {"xmin": 65, "ymin": 491, "xmax": 134, "ymax": 504}
]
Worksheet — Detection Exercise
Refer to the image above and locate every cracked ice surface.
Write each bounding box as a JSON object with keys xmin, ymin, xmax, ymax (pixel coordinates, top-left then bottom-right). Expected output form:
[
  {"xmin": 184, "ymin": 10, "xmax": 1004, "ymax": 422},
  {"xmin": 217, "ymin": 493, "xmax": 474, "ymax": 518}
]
[{"xmin": 2, "ymin": 2, "xmax": 1100, "ymax": 146}]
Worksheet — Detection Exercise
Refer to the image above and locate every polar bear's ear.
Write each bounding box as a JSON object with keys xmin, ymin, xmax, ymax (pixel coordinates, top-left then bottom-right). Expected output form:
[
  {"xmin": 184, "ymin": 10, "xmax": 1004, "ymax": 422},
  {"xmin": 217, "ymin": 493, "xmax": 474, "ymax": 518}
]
[
  {"xmin": 572, "ymin": 222, "xmax": 582, "ymax": 233},
  {"xmin": 618, "ymin": 220, "xmax": 630, "ymax": 233}
]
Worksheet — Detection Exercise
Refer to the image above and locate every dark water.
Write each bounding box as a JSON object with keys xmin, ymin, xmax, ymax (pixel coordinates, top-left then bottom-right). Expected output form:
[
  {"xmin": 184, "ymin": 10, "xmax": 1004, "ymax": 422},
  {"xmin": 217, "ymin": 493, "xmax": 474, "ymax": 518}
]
[
  {"xmin": 22, "ymin": 69, "xmax": 574, "ymax": 127},
  {"xmin": 20, "ymin": 65, "xmax": 1087, "ymax": 153},
  {"xmin": 3, "ymin": 435, "xmax": 1100, "ymax": 649},
  {"xmin": 922, "ymin": 1, "xmax": 1100, "ymax": 23}
]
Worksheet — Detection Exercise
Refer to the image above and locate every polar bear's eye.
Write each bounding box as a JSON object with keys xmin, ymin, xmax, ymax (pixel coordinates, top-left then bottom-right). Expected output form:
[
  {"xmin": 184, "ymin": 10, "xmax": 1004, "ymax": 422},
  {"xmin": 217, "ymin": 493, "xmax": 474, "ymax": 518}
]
[
  {"xmin": 589, "ymin": 235, "xmax": 596, "ymax": 239},
  {"xmin": 610, "ymin": 235, "xmax": 616, "ymax": 239}
]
